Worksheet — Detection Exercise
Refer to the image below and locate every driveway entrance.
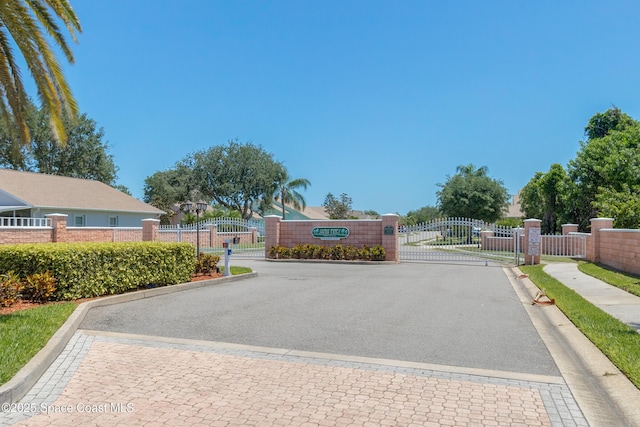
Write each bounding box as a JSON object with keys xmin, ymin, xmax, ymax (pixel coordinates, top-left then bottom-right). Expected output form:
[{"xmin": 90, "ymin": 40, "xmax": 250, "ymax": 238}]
[{"xmin": 80, "ymin": 260, "xmax": 555, "ymax": 375}]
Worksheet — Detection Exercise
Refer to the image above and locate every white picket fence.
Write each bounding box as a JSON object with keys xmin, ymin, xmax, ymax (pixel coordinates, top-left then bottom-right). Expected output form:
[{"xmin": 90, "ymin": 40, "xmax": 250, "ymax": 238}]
[{"xmin": 0, "ymin": 217, "xmax": 51, "ymax": 228}]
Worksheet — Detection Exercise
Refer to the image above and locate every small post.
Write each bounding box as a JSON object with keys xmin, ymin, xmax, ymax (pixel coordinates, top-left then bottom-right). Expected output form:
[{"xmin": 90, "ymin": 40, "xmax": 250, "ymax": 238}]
[{"xmin": 223, "ymin": 239, "xmax": 231, "ymax": 276}]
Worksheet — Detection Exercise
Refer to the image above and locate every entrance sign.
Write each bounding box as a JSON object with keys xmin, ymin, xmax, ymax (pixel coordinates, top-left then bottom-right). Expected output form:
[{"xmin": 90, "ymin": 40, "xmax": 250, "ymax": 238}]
[
  {"xmin": 528, "ymin": 227, "xmax": 541, "ymax": 256},
  {"xmin": 312, "ymin": 227, "xmax": 350, "ymax": 240}
]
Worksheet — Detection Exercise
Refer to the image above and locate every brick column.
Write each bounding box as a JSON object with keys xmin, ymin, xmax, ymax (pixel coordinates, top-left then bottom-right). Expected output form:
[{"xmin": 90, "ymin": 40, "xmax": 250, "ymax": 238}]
[
  {"xmin": 46, "ymin": 214, "xmax": 68, "ymax": 243},
  {"xmin": 206, "ymin": 224, "xmax": 218, "ymax": 247},
  {"xmin": 265, "ymin": 215, "xmax": 281, "ymax": 258},
  {"xmin": 480, "ymin": 230, "xmax": 494, "ymax": 250},
  {"xmin": 142, "ymin": 219, "xmax": 160, "ymax": 242},
  {"xmin": 562, "ymin": 224, "xmax": 578, "ymax": 235},
  {"xmin": 381, "ymin": 214, "xmax": 399, "ymax": 262},
  {"xmin": 523, "ymin": 219, "xmax": 542, "ymax": 265},
  {"xmin": 590, "ymin": 218, "xmax": 614, "ymax": 263},
  {"xmin": 250, "ymin": 227, "xmax": 258, "ymax": 244}
]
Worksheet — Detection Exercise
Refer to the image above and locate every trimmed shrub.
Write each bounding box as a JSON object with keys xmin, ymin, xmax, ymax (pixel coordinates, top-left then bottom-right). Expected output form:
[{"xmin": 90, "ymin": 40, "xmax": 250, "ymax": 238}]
[
  {"xmin": 22, "ymin": 272, "xmax": 57, "ymax": 303},
  {"xmin": 0, "ymin": 242, "xmax": 195, "ymax": 300},
  {"xmin": 195, "ymin": 254, "xmax": 220, "ymax": 275},
  {"xmin": 268, "ymin": 244, "xmax": 385, "ymax": 261},
  {"xmin": 0, "ymin": 271, "xmax": 23, "ymax": 307}
]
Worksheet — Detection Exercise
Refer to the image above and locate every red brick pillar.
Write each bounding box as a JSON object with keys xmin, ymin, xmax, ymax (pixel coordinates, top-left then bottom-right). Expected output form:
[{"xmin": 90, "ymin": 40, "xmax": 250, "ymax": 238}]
[
  {"xmin": 265, "ymin": 215, "xmax": 281, "ymax": 258},
  {"xmin": 206, "ymin": 224, "xmax": 217, "ymax": 247},
  {"xmin": 562, "ymin": 224, "xmax": 578, "ymax": 235},
  {"xmin": 523, "ymin": 219, "xmax": 542, "ymax": 265},
  {"xmin": 381, "ymin": 214, "xmax": 399, "ymax": 262},
  {"xmin": 142, "ymin": 219, "xmax": 160, "ymax": 242},
  {"xmin": 250, "ymin": 227, "xmax": 258, "ymax": 244},
  {"xmin": 46, "ymin": 214, "xmax": 68, "ymax": 243},
  {"xmin": 590, "ymin": 218, "xmax": 614, "ymax": 263},
  {"xmin": 480, "ymin": 230, "xmax": 494, "ymax": 250}
]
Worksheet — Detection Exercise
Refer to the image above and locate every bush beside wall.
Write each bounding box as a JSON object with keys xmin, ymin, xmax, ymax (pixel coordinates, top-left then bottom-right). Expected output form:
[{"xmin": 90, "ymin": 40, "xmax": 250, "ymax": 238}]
[
  {"xmin": 269, "ymin": 244, "xmax": 386, "ymax": 261},
  {"xmin": 0, "ymin": 242, "xmax": 195, "ymax": 300}
]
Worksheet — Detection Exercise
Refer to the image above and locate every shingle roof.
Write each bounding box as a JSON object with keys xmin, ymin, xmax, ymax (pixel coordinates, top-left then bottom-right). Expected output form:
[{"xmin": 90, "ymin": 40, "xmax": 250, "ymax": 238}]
[{"xmin": 0, "ymin": 169, "xmax": 163, "ymax": 214}]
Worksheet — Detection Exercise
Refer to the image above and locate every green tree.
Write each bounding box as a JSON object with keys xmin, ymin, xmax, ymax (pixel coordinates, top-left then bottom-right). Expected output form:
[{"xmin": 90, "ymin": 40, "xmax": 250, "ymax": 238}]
[
  {"xmin": 274, "ymin": 172, "xmax": 311, "ymax": 219},
  {"xmin": 0, "ymin": 104, "xmax": 119, "ymax": 185},
  {"xmin": 32, "ymin": 111, "xmax": 117, "ymax": 184},
  {"xmin": 0, "ymin": 0, "xmax": 81, "ymax": 151},
  {"xmin": 143, "ymin": 166, "xmax": 194, "ymax": 224},
  {"xmin": 322, "ymin": 193, "xmax": 353, "ymax": 219},
  {"xmin": 568, "ymin": 108, "xmax": 640, "ymax": 229},
  {"xmin": 520, "ymin": 164, "xmax": 569, "ymax": 234},
  {"xmin": 584, "ymin": 106, "xmax": 635, "ymax": 140},
  {"xmin": 436, "ymin": 164, "xmax": 509, "ymax": 223},
  {"xmin": 403, "ymin": 205, "xmax": 441, "ymax": 225},
  {"xmin": 190, "ymin": 140, "xmax": 286, "ymax": 220}
]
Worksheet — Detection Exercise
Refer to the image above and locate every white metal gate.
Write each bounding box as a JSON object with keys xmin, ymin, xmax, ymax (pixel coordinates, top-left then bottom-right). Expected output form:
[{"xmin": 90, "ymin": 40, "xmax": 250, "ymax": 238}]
[
  {"xmin": 158, "ymin": 217, "xmax": 266, "ymax": 258},
  {"xmin": 398, "ymin": 218, "xmax": 520, "ymax": 264}
]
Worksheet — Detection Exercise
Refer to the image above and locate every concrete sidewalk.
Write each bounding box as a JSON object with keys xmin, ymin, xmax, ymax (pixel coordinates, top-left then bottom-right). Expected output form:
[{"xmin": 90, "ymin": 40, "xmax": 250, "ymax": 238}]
[{"xmin": 543, "ymin": 263, "xmax": 640, "ymax": 333}]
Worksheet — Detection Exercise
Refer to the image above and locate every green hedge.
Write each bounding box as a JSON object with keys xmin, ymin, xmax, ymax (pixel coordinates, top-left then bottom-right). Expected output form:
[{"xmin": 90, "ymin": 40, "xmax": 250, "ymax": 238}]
[
  {"xmin": 0, "ymin": 242, "xmax": 195, "ymax": 300},
  {"xmin": 269, "ymin": 244, "xmax": 386, "ymax": 261}
]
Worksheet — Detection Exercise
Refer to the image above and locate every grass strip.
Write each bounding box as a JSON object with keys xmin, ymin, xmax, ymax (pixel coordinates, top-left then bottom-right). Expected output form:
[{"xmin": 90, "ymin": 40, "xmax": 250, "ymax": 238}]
[
  {"xmin": 520, "ymin": 265, "xmax": 640, "ymax": 389},
  {"xmin": 228, "ymin": 266, "xmax": 252, "ymax": 275},
  {"xmin": 0, "ymin": 302, "xmax": 77, "ymax": 386},
  {"xmin": 577, "ymin": 261, "xmax": 640, "ymax": 298}
]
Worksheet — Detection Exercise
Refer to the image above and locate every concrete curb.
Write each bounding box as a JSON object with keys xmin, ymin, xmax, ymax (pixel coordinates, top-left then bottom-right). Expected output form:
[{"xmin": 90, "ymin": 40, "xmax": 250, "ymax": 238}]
[
  {"xmin": 0, "ymin": 272, "xmax": 258, "ymax": 405},
  {"xmin": 506, "ymin": 266, "xmax": 640, "ymax": 427}
]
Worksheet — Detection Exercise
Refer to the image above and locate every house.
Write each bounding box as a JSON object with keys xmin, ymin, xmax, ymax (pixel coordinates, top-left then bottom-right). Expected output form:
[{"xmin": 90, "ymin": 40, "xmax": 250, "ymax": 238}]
[
  {"xmin": 0, "ymin": 169, "xmax": 163, "ymax": 227},
  {"xmin": 504, "ymin": 192, "xmax": 524, "ymax": 219}
]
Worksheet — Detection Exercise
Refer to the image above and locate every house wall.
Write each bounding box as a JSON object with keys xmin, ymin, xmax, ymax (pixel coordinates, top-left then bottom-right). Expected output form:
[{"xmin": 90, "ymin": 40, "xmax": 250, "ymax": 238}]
[{"xmin": 33, "ymin": 210, "xmax": 157, "ymax": 227}]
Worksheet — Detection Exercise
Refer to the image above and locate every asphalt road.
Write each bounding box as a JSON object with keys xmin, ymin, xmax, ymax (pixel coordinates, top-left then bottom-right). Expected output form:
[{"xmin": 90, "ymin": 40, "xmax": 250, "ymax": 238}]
[{"xmin": 80, "ymin": 260, "xmax": 559, "ymax": 376}]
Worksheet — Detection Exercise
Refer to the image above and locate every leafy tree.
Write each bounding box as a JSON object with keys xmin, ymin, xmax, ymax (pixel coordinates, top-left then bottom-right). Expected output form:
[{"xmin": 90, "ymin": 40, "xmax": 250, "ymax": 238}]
[
  {"xmin": 0, "ymin": 104, "xmax": 119, "ymax": 185},
  {"xmin": 32, "ymin": 111, "xmax": 117, "ymax": 184},
  {"xmin": 436, "ymin": 164, "xmax": 509, "ymax": 223},
  {"xmin": 568, "ymin": 108, "xmax": 640, "ymax": 229},
  {"xmin": 0, "ymin": 0, "xmax": 81, "ymax": 150},
  {"xmin": 143, "ymin": 166, "xmax": 194, "ymax": 224},
  {"xmin": 403, "ymin": 205, "xmax": 441, "ymax": 225},
  {"xmin": 274, "ymin": 172, "xmax": 311, "ymax": 219},
  {"xmin": 190, "ymin": 140, "xmax": 286, "ymax": 220},
  {"xmin": 584, "ymin": 106, "xmax": 635, "ymax": 140},
  {"xmin": 364, "ymin": 210, "xmax": 380, "ymax": 218},
  {"xmin": 322, "ymin": 193, "xmax": 353, "ymax": 219},
  {"xmin": 520, "ymin": 163, "xmax": 569, "ymax": 234}
]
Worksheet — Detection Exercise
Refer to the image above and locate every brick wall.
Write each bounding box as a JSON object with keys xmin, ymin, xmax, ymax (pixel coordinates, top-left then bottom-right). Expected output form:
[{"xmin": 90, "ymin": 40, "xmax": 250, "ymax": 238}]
[
  {"xmin": 0, "ymin": 229, "xmax": 52, "ymax": 244},
  {"xmin": 265, "ymin": 215, "xmax": 399, "ymax": 262},
  {"xmin": 0, "ymin": 214, "xmax": 154, "ymax": 244},
  {"xmin": 598, "ymin": 229, "xmax": 640, "ymax": 276}
]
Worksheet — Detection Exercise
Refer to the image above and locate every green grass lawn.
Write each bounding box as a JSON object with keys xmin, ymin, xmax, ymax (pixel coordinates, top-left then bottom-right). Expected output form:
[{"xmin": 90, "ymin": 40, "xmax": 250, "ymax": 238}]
[
  {"xmin": 520, "ymin": 264, "xmax": 640, "ymax": 389},
  {"xmin": 0, "ymin": 302, "xmax": 77, "ymax": 386}
]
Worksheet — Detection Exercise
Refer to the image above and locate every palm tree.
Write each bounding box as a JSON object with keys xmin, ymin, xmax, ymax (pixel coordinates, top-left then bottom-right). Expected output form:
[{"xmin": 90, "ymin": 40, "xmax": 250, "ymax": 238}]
[
  {"xmin": 0, "ymin": 0, "xmax": 81, "ymax": 150},
  {"xmin": 274, "ymin": 173, "xmax": 311, "ymax": 220}
]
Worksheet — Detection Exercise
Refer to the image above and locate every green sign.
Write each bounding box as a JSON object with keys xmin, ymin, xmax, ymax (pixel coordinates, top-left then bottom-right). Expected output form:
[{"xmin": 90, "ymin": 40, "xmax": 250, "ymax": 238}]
[
  {"xmin": 384, "ymin": 225, "xmax": 395, "ymax": 235},
  {"xmin": 311, "ymin": 227, "xmax": 350, "ymax": 240}
]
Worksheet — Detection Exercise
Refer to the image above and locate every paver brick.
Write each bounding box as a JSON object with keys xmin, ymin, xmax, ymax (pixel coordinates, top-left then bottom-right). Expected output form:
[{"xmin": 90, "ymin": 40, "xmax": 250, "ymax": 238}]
[{"xmin": 2, "ymin": 333, "xmax": 591, "ymax": 427}]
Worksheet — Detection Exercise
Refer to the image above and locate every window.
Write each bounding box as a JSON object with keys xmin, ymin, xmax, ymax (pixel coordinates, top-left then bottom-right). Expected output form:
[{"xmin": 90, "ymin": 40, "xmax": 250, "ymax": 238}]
[
  {"xmin": 74, "ymin": 215, "xmax": 85, "ymax": 227},
  {"xmin": 109, "ymin": 216, "xmax": 118, "ymax": 227}
]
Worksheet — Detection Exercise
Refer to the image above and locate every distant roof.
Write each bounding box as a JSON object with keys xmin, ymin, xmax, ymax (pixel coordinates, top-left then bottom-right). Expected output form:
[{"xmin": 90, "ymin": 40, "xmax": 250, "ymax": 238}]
[
  {"xmin": 299, "ymin": 206, "xmax": 329, "ymax": 220},
  {"xmin": 0, "ymin": 169, "xmax": 163, "ymax": 214}
]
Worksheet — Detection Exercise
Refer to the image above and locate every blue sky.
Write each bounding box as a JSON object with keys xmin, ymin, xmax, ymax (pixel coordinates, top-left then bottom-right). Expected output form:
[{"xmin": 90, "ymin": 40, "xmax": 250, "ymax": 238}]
[{"xmin": 59, "ymin": 0, "xmax": 640, "ymax": 215}]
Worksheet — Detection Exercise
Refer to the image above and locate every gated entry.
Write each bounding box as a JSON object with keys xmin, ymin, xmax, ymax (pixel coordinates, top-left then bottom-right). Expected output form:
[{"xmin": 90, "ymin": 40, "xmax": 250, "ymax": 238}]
[{"xmin": 398, "ymin": 218, "xmax": 520, "ymax": 264}]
